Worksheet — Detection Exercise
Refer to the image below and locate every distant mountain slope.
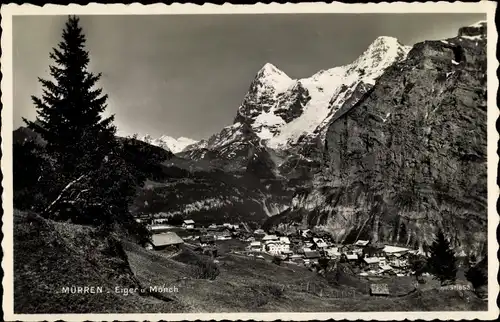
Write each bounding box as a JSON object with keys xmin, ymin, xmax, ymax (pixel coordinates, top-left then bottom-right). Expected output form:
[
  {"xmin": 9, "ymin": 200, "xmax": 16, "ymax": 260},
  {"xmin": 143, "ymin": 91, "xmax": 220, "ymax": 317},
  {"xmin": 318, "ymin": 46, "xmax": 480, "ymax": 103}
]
[
  {"xmin": 131, "ymin": 157, "xmax": 292, "ymax": 226},
  {"xmin": 265, "ymin": 21, "xmax": 488, "ymax": 255},
  {"xmin": 138, "ymin": 134, "xmax": 198, "ymax": 153},
  {"xmin": 13, "ymin": 125, "xmax": 289, "ymax": 227}
]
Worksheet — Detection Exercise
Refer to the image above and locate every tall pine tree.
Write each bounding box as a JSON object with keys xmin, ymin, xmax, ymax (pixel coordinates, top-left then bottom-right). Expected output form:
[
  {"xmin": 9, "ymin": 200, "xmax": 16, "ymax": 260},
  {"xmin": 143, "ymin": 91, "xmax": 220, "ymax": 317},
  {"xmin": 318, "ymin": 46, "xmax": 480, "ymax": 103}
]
[
  {"xmin": 24, "ymin": 15, "xmax": 116, "ymax": 177},
  {"xmin": 22, "ymin": 15, "xmax": 122, "ymax": 225},
  {"xmin": 428, "ymin": 229, "xmax": 458, "ymax": 285}
]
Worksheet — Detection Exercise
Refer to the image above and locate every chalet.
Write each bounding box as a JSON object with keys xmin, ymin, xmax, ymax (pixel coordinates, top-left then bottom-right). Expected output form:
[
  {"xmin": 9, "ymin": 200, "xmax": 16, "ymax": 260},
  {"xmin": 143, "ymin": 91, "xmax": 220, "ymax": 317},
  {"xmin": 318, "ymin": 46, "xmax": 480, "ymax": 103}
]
[
  {"xmin": 262, "ymin": 234, "xmax": 279, "ymax": 241},
  {"xmin": 300, "ymin": 247, "xmax": 312, "ymax": 254},
  {"xmin": 281, "ymin": 250, "xmax": 293, "ymax": 259},
  {"xmin": 153, "ymin": 218, "xmax": 170, "ymax": 224},
  {"xmin": 363, "ymin": 243, "xmax": 385, "ymax": 258},
  {"xmin": 148, "ymin": 224, "xmax": 172, "ymax": 233},
  {"xmin": 264, "ymin": 239, "xmax": 290, "ymax": 255},
  {"xmin": 383, "ymin": 245, "xmax": 409, "ymax": 257},
  {"xmin": 249, "ymin": 241, "xmax": 262, "ymax": 251},
  {"xmin": 363, "ymin": 257, "xmax": 380, "ymax": 269},
  {"xmin": 253, "ymin": 229, "xmax": 266, "ymax": 240},
  {"xmin": 290, "ymin": 254, "xmax": 304, "ymax": 261},
  {"xmin": 215, "ymin": 229, "xmax": 231, "ymax": 240},
  {"xmin": 346, "ymin": 254, "xmax": 359, "ymax": 262},
  {"xmin": 353, "ymin": 248, "xmax": 364, "ymax": 255},
  {"xmin": 301, "ymin": 229, "xmax": 312, "ymax": 238},
  {"xmin": 325, "ymin": 247, "xmax": 341, "ymax": 258},
  {"xmin": 199, "ymin": 235, "xmax": 216, "ymax": 246},
  {"xmin": 147, "ymin": 232, "xmax": 184, "ymax": 251},
  {"xmin": 303, "ymin": 251, "xmax": 321, "ymax": 260},
  {"xmin": 389, "ymin": 258, "xmax": 408, "ymax": 269},
  {"xmin": 354, "ymin": 240, "xmax": 370, "ymax": 247},
  {"xmin": 182, "ymin": 219, "xmax": 195, "ymax": 229},
  {"xmin": 279, "ymin": 236, "xmax": 291, "ymax": 245},
  {"xmin": 379, "ymin": 264, "xmax": 394, "ymax": 272},
  {"xmin": 339, "ymin": 245, "xmax": 352, "ymax": 253},
  {"xmin": 312, "ymin": 238, "xmax": 328, "ymax": 250},
  {"xmin": 370, "ymin": 284, "xmax": 390, "ymax": 296}
]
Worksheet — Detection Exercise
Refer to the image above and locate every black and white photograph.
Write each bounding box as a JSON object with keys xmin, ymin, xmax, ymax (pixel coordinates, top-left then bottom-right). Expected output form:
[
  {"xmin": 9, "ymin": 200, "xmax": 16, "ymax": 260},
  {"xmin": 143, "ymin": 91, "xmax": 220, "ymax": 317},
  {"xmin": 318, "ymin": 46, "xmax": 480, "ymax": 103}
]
[{"xmin": 1, "ymin": 2, "xmax": 498, "ymax": 321}]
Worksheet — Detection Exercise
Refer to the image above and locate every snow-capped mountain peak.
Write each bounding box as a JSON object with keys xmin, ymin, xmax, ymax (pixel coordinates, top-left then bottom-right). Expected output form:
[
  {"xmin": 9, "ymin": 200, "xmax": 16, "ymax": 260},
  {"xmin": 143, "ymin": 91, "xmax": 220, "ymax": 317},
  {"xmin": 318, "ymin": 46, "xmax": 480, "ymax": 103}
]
[
  {"xmin": 189, "ymin": 36, "xmax": 413, "ymax": 159},
  {"xmin": 349, "ymin": 36, "xmax": 412, "ymax": 84},
  {"xmin": 256, "ymin": 63, "xmax": 292, "ymax": 88},
  {"xmin": 138, "ymin": 134, "xmax": 198, "ymax": 153}
]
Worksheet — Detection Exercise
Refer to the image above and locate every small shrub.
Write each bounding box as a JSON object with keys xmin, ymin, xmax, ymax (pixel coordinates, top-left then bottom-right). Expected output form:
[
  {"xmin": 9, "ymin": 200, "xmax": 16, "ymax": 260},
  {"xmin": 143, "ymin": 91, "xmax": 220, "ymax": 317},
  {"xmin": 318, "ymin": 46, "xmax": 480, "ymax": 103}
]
[
  {"xmin": 267, "ymin": 284, "xmax": 284, "ymax": 298},
  {"xmin": 191, "ymin": 258, "xmax": 220, "ymax": 280},
  {"xmin": 272, "ymin": 256, "xmax": 282, "ymax": 266}
]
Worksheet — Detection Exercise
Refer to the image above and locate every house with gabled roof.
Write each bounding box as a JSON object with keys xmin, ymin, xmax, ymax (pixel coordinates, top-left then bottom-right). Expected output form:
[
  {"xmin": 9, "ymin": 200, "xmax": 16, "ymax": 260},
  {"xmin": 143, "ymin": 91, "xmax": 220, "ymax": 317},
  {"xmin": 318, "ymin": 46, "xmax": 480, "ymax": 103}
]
[
  {"xmin": 147, "ymin": 232, "xmax": 184, "ymax": 251},
  {"xmin": 182, "ymin": 219, "xmax": 195, "ymax": 229},
  {"xmin": 354, "ymin": 240, "xmax": 370, "ymax": 247}
]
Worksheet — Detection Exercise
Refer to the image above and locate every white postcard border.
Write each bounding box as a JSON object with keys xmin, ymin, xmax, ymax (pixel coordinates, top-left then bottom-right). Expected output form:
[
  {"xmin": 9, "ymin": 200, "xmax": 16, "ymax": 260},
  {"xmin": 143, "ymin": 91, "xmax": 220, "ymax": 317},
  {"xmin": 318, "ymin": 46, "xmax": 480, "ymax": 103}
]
[{"xmin": 1, "ymin": 2, "xmax": 498, "ymax": 321}]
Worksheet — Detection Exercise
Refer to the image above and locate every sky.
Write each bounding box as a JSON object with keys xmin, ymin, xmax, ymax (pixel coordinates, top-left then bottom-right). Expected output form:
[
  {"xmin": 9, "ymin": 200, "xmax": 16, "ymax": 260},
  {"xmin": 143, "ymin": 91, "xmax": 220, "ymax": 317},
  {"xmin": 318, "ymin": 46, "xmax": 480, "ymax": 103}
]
[{"xmin": 13, "ymin": 13, "xmax": 485, "ymax": 140}]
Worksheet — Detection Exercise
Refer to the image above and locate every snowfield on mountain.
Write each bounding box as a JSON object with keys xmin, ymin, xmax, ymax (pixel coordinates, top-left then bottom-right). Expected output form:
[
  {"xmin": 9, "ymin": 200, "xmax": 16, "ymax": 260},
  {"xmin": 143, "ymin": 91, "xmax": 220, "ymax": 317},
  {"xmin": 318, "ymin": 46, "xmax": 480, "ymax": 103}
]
[
  {"xmin": 186, "ymin": 36, "xmax": 411, "ymax": 156},
  {"xmin": 139, "ymin": 134, "xmax": 198, "ymax": 154}
]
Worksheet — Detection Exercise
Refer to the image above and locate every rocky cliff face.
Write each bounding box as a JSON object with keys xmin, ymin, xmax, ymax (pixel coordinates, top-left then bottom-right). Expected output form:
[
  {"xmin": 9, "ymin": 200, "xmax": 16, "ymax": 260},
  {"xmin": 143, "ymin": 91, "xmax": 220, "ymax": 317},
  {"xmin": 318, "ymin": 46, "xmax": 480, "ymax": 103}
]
[
  {"xmin": 182, "ymin": 37, "xmax": 411, "ymax": 184},
  {"xmin": 266, "ymin": 22, "xmax": 488, "ymax": 255}
]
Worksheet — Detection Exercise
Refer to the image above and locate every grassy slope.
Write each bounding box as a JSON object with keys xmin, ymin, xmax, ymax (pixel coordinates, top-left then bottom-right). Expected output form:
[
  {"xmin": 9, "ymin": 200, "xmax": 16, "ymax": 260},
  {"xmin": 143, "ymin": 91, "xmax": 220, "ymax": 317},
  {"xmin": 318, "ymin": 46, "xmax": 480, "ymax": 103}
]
[
  {"xmin": 13, "ymin": 210, "xmax": 183, "ymax": 313},
  {"xmin": 14, "ymin": 210, "xmax": 487, "ymax": 313},
  {"xmin": 124, "ymin": 242, "xmax": 487, "ymax": 312}
]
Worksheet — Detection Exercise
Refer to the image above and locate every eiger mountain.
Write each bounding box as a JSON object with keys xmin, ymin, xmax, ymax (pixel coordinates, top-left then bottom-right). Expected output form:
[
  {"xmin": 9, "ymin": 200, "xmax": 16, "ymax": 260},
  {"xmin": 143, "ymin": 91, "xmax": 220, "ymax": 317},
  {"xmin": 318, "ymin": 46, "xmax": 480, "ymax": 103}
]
[
  {"xmin": 183, "ymin": 36, "xmax": 411, "ymax": 166},
  {"xmin": 264, "ymin": 21, "xmax": 488, "ymax": 255}
]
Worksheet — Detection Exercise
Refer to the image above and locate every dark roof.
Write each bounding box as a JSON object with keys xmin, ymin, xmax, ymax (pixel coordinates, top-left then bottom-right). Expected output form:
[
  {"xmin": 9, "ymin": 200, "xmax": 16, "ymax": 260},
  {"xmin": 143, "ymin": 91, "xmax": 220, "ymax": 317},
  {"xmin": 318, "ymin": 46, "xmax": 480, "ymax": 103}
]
[
  {"xmin": 370, "ymin": 284, "xmax": 390, "ymax": 295},
  {"xmin": 200, "ymin": 235, "xmax": 215, "ymax": 243},
  {"xmin": 303, "ymin": 251, "xmax": 321, "ymax": 259}
]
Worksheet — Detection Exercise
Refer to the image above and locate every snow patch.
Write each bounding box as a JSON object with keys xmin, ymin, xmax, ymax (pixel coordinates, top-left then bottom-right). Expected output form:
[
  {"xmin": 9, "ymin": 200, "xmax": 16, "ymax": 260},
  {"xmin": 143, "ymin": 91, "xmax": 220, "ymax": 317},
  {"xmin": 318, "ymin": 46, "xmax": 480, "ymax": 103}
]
[
  {"xmin": 461, "ymin": 34, "xmax": 484, "ymax": 41},
  {"xmin": 469, "ymin": 20, "xmax": 486, "ymax": 28}
]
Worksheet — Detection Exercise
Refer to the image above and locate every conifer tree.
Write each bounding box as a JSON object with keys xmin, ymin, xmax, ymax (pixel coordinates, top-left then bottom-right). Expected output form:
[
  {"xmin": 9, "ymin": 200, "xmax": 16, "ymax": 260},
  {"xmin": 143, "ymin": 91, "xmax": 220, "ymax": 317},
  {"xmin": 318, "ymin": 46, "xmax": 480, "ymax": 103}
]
[
  {"xmin": 428, "ymin": 229, "xmax": 458, "ymax": 285},
  {"xmin": 465, "ymin": 255, "xmax": 487, "ymax": 290},
  {"xmin": 23, "ymin": 15, "xmax": 116, "ymax": 177}
]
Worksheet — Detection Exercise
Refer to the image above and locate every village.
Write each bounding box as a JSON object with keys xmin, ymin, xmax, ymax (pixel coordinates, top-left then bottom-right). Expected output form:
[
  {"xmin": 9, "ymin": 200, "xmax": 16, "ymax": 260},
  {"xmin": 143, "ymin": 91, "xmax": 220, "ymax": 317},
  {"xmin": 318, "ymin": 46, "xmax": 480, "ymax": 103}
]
[{"xmin": 138, "ymin": 215, "xmax": 450, "ymax": 281}]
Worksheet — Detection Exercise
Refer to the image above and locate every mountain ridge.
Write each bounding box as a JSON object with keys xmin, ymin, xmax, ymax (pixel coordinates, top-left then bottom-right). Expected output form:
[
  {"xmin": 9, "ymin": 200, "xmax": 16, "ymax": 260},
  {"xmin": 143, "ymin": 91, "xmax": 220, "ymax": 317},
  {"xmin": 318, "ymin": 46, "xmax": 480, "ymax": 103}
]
[
  {"xmin": 183, "ymin": 36, "xmax": 412, "ymax": 172},
  {"xmin": 138, "ymin": 134, "xmax": 198, "ymax": 154}
]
